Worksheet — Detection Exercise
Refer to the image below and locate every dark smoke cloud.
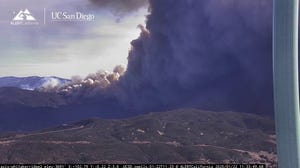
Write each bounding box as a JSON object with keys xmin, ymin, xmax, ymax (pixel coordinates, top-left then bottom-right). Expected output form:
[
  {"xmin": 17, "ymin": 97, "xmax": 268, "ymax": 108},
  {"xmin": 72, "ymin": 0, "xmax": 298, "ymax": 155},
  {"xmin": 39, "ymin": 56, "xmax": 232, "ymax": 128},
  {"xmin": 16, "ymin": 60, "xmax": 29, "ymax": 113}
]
[
  {"xmin": 55, "ymin": 0, "xmax": 273, "ymax": 116},
  {"xmin": 88, "ymin": 0, "xmax": 148, "ymax": 15},
  {"xmin": 121, "ymin": 0, "xmax": 273, "ymax": 115}
]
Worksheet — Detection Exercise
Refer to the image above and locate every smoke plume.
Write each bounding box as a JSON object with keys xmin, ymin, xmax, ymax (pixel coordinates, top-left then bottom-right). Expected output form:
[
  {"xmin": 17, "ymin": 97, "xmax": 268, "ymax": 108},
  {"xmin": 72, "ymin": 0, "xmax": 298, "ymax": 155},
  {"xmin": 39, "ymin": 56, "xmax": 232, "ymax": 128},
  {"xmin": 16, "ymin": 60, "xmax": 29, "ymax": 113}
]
[
  {"xmin": 55, "ymin": 0, "xmax": 274, "ymax": 116},
  {"xmin": 119, "ymin": 0, "xmax": 273, "ymax": 115}
]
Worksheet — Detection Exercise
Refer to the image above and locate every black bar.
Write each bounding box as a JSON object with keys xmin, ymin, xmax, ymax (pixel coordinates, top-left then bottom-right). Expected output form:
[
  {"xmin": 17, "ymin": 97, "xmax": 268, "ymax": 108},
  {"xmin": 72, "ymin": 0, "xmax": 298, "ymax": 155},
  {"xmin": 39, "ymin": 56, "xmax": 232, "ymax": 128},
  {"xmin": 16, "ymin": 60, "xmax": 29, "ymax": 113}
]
[{"xmin": 0, "ymin": 164, "xmax": 266, "ymax": 168}]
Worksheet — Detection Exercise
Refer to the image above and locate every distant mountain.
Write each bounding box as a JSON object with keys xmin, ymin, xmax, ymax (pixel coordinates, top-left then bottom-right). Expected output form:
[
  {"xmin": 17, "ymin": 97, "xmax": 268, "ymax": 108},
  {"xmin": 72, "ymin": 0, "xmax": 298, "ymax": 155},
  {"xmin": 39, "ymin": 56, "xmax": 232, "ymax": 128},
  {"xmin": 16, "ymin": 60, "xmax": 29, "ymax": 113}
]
[
  {"xmin": 0, "ymin": 76, "xmax": 70, "ymax": 90},
  {"xmin": 0, "ymin": 108, "xmax": 277, "ymax": 166}
]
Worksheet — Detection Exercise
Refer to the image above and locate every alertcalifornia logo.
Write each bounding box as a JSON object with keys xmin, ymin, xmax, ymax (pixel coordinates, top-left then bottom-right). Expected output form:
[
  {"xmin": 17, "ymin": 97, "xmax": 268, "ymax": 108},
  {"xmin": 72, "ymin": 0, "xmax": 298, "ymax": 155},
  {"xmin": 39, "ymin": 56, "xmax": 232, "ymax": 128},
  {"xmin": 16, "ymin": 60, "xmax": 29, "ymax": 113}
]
[{"xmin": 10, "ymin": 9, "xmax": 39, "ymax": 25}]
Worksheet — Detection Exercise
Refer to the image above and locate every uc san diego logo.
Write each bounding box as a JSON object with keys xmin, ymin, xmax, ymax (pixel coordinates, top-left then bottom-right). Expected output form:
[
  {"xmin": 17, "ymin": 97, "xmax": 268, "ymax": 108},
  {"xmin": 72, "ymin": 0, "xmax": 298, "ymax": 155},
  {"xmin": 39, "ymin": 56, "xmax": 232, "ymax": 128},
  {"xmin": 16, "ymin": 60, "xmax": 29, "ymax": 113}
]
[{"xmin": 10, "ymin": 9, "xmax": 39, "ymax": 25}]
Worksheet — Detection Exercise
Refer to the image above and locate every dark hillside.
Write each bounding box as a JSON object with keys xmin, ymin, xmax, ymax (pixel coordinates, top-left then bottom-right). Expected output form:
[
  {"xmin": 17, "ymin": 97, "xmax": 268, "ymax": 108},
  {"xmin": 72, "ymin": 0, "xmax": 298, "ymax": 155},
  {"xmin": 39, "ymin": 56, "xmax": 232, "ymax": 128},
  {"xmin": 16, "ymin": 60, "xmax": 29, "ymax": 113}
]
[{"xmin": 0, "ymin": 108, "xmax": 277, "ymax": 166}]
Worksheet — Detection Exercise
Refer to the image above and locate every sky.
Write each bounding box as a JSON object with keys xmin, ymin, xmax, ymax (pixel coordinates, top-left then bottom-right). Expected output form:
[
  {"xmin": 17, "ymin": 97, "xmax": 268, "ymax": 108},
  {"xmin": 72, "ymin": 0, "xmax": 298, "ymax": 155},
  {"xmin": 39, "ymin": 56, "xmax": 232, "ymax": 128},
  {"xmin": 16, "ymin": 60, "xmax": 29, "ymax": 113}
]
[{"xmin": 0, "ymin": 0, "xmax": 148, "ymax": 78}]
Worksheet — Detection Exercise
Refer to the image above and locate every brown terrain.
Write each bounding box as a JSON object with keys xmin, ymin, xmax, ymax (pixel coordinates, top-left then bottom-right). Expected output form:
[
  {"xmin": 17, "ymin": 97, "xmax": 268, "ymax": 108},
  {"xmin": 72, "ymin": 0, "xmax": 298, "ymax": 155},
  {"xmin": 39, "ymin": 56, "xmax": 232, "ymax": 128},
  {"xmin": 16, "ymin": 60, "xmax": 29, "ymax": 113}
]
[{"xmin": 0, "ymin": 108, "xmax": 277, "ymax": 167}]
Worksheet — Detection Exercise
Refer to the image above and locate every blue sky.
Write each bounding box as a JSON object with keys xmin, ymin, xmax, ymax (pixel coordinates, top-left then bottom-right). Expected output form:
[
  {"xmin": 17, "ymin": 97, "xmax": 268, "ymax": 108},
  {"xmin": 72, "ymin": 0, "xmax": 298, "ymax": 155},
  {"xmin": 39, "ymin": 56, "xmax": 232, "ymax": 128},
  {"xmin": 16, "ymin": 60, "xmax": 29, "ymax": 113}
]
[{"xmin": 0, "ymin": 0, "xmax": 148, "ymax": 78}]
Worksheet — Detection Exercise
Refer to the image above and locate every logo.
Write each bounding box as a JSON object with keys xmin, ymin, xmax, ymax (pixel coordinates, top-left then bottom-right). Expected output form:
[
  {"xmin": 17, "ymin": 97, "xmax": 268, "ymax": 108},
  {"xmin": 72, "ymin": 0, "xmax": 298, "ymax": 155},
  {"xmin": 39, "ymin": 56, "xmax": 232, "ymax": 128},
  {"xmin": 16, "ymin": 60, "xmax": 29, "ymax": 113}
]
[
  {"xmin": 11, "ymin": 9, "xmax": 39, "ymax": 25},
  {"xmin": 51, "ymin": 11, "xmax": 95, "ymax": 22}
]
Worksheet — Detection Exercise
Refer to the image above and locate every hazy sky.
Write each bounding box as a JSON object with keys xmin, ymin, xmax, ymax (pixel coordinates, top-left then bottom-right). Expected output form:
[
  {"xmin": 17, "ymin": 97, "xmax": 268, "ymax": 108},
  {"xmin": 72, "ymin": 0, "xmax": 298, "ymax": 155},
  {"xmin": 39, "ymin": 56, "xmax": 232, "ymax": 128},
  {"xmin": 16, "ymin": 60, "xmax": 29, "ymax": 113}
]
[{"xmin": 0, "ymin": 0, "xmax": 148, "ymax": 78}]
